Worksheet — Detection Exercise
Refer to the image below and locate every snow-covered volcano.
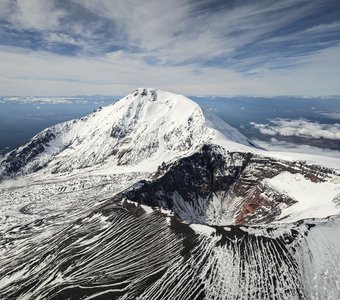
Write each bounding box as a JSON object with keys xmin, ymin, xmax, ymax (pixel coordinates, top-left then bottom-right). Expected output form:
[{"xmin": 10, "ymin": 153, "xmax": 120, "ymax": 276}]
[
  {"xmin": 1, "ymin": 88, "xmax": 340, "ymax": 299},
  {"xmin": 0, "ymin": 87, "xmax": 339, "ymax": 227},
  {"xmin": 0, "ymin": 88, "xmax": 254, "ymax": 178},
  {"xmin": 0, "ymin": 88, "xmax": 339, "ymax": 227}
]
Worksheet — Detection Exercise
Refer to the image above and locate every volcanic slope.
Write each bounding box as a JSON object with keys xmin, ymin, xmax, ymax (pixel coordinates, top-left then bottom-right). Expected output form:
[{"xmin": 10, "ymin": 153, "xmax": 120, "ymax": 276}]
[{"xmin": 0, "ymin": 88, "xmax": 340, "ymax": 299}]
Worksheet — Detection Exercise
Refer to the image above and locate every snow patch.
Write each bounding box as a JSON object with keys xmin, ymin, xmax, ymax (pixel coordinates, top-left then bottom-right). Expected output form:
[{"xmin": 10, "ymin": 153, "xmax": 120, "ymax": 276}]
[
  {"xmin": 264, "ymin": 172, "xmax": 340, "ymax": 222},
  {"xmin": 190, "ymin": 224, "xmax": 216, "ymax": 236},
  {"xmin": 141, "ymin": 204, "xmax": 154, "ymax": 214}
]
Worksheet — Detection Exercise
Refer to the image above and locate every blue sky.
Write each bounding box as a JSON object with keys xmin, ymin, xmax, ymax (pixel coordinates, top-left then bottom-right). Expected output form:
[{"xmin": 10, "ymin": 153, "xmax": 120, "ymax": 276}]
[{"xmin": 0, "ymin": 0, "xmax": 340, "ymax": 96}]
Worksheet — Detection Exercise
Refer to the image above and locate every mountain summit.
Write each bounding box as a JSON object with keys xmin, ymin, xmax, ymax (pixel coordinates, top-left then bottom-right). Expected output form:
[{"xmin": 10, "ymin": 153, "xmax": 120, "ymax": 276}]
[{"xmin": 0, "ymin": 88, "xmax": 254, "ymax": 178}]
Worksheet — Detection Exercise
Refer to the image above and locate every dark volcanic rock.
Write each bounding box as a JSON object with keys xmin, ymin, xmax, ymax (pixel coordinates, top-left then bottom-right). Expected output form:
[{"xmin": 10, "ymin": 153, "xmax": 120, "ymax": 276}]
[
  {"xmin": 1, "ymin": 129, "xmax": 56, "ymax": 178},
  {"xmin": 122, "ymin": 144, "xmax": 334, "ymax": 225}
]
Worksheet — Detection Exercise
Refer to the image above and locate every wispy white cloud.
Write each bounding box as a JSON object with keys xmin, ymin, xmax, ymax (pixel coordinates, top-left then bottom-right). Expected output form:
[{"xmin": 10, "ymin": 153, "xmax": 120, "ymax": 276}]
[
  {"xmin": 262, "ymin": 21, "xmax": 340, "ymax": 44},
  {"xmin": 320, "ymin": 112, "xmax": 340, "ymax": 120},
  {"xmin": 45, "ymin": 33, "xmax": 83, "ymax": 47},
  {"xmin": 0, "ymin": 0, "xmax": 340, "ymax": 95},
  {"xmin": 74, "ymin": 0, "xmax": 333, "ymax": 65},
  {"xmin": 1, "ymin": 0, "xmax": 65, "ymax": 31},
  {"xmin": 253, "ymin": 138, "xmax": 340, "ymax": 159},
  {"xmin": 1, "ymin": 44, "xmax": 340, "ymax": 96},
  {"xmin": 1, "ymin": 96, "xmax": 93, "ymax": 104},
  {"xmin": 251, "ymin": 118, "xmax": 340, "ymax": 140},
  {"xmin": 0, "ymin": 46, "xmax": 266, "ymax": 95}
]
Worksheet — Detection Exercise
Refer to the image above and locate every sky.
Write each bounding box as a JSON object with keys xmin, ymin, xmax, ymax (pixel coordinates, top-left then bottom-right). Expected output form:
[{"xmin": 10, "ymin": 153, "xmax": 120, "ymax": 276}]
[{"xmin": 0, "ymin": 0, "xmax": 340, "ymax": 96}]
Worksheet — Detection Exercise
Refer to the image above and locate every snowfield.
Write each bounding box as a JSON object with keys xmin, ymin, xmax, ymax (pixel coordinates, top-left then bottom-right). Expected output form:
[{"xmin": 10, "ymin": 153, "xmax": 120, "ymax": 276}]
[{"xmin": 265, "ymin": 172, "xmax": 340, "ymax": 222}]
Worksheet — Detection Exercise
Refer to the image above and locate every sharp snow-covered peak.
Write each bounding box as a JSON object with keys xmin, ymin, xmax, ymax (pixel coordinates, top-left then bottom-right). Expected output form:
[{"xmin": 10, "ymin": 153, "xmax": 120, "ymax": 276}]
[{"xmin": 0, "ymin": 88, "xmax": 254, "ymax": 177}]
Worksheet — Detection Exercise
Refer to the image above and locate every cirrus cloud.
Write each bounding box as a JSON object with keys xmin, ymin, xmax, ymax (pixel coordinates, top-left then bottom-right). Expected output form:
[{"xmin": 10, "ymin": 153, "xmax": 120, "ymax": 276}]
[{"xmin": 1, "ymin": 0, "xmax": 340, "ymax": 95}]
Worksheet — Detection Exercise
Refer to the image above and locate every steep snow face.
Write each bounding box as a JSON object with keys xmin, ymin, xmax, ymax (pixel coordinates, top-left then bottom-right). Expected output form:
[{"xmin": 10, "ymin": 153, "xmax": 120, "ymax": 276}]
[{"xmin": 0, "ymin": 88, "xmax": 252, "ymax": 177}]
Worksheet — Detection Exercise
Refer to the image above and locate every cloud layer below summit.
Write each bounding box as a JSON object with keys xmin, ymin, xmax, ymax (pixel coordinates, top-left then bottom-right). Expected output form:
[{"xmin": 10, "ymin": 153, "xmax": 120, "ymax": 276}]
[{"xmin": 251, "ymin": 119, "xmax": 340, "ymax": 140}]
